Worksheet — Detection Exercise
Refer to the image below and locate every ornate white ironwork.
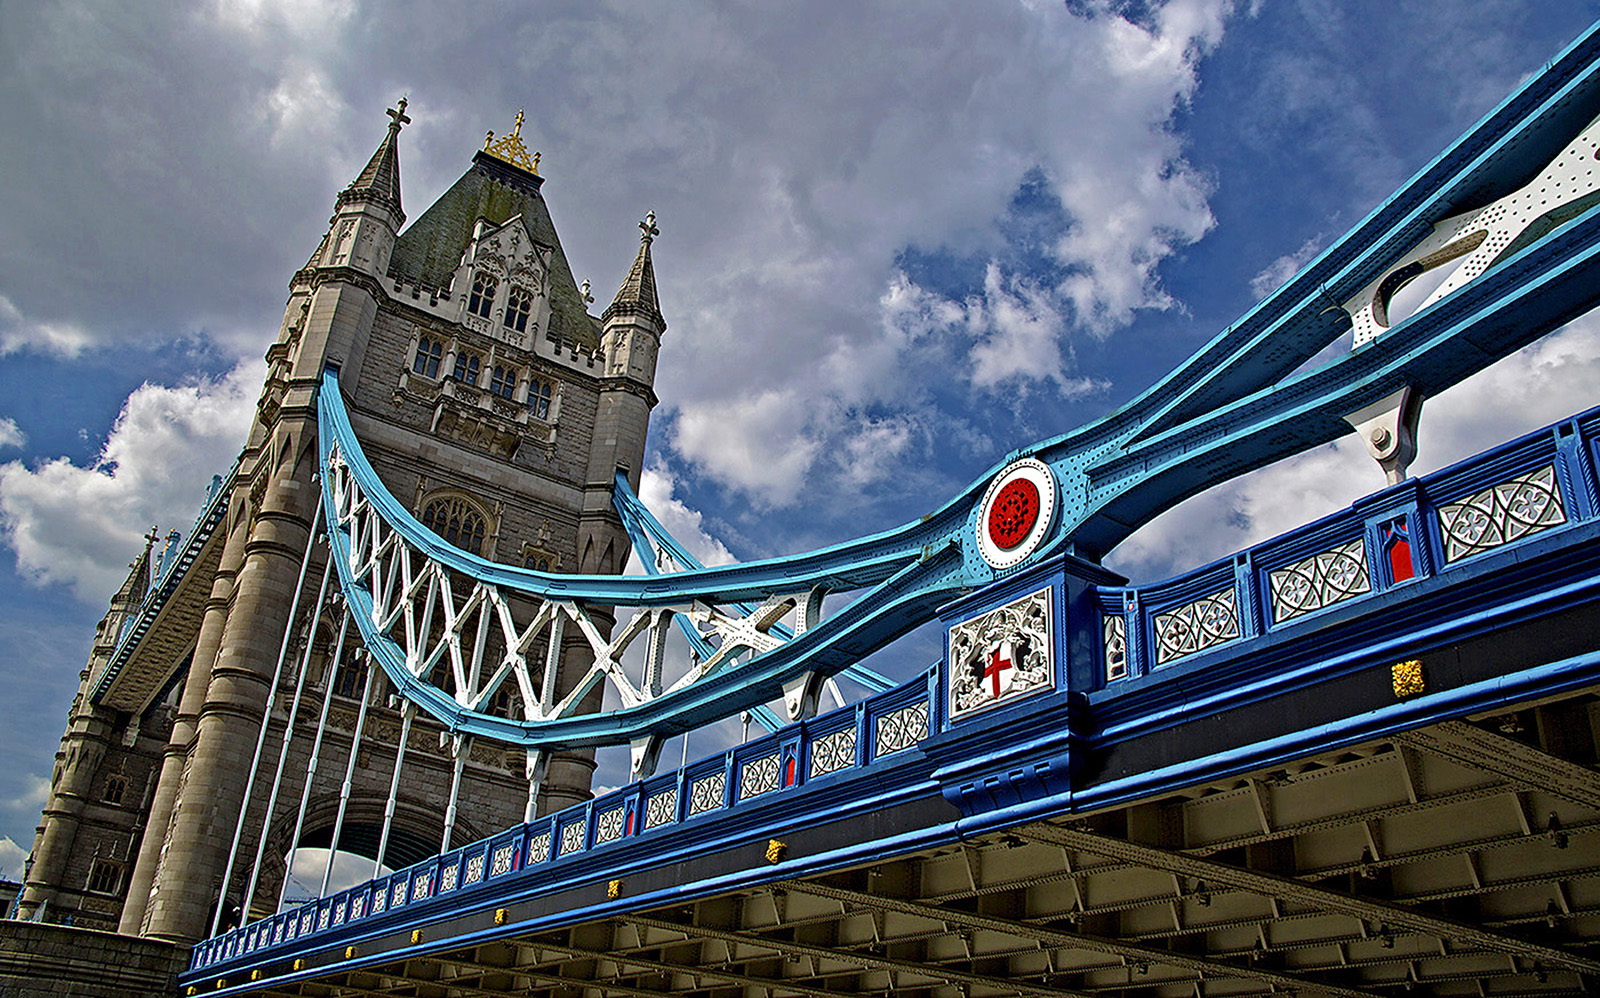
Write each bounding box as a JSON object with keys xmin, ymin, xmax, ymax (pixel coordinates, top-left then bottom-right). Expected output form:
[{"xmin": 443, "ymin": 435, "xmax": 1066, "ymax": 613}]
[
  {"xmin": 1269, "ymin": 538, "xmax": 1371, "ymax": 623},
  {"xmin": 323, "ymin": 438, "xmax": 840, "ymax": 770},
  {"xmin": 1438, "ymin": 465, "xmax": 1567, "ymax": 562},
  {"xmin": 1154, "ymin": 588, "xmax": 1239, "ymax": 665},
  {"xmin": 740, "ymin": 754, "xmax": 781, "ymax": 799},
  {"xmin": 874, "ymin": 700, "xmax": 929, "ymax": 757},
  {"xmin": 440, "ymin": 864, "xmax": 458, "ymax": 893},
  {"xmin": 371, "ymin": 889, "xmax": 386, "ymax": 914},
  {"xmin": 464, "ymin": 854, "xmax": 485, "ymax": 884},
  {"xmin": 390, "ymin": 881, "xmax": 407, "ymax": 907},
  {"xmin": 527, "ymin": 832, "xmax": 551, "ymax": 865},
  {"xmin": 644, "ymin": 788, "xmax": 677, "ymax": 828},
  {"xmin": 688, "ymin": 772, "xmax": 726, "ymax": 815},
  {"xmin": 490, "ymin": 843, "xmax": 515, "ymax": 877},
  {"xmin": 411, "ymin": 871, "xmax": 431, "ymax": 901},
  {"xmin": 1103, "ymin": 614, "xmax": 1127, "ymax": 681},
  {"xmin": 595, "ymin": 805, "xmax": 625, "ymax": 844},
  {"xmin": 810, "ymin": 726, "xmax": 856, "ymax": 779},
  {"xmin": 559, "ymin": 820, "xmax": 585, "ymax": 855},
  {"xmin": 947, "ymin": 587, "xmax": 1053, "ymax": 721}
]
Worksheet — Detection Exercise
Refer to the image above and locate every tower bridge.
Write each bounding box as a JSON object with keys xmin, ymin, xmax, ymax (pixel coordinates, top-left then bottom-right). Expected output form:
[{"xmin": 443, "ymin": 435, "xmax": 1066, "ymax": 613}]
[{"xmin": 10, "ymin": 17, "xmax": 1600, "ymax": 998}]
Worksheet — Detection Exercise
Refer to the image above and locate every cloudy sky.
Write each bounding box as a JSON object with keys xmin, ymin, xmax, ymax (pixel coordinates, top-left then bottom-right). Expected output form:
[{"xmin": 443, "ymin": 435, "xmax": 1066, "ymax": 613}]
[{"xmin": 0, "ymin": 0, "xmax": 1597, "ymax": 878}]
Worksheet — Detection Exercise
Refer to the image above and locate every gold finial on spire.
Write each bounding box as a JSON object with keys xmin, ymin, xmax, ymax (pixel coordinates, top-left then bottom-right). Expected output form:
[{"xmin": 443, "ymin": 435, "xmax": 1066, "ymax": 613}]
[{"xmin": 483, "ymin": 108, "xmax": 540, "ymax": 175}]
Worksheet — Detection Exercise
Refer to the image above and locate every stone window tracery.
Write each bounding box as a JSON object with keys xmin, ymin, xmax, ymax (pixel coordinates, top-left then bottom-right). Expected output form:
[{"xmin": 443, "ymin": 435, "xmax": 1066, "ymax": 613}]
[
  {"xmin": 421, "ymin": 495, "xmax": 487, "ymax": 556},
  {"xmin": 412, "ymin": 336, "xmax": 442, "ymax": 378},
  {"xmin": 452, "ymin": 351, "xmax": 481, "ymax": 386},
  {"xmin": 528, "ymin": 378, "xmax": 553, "ymax": 420},
  {"xmin": 468, "ymin": 274, "xmax": 497, "ymax": 319},
  {"xmin": 87, "ymin": 859, "xmax": 123, "ymax": 895},
  {"xmin": 490, "ymin": 364, "xmax": 517, "ymax": 400},
  {"xmin": 505, "ymin": 287, "xmax": 532, "ymax": 333}
]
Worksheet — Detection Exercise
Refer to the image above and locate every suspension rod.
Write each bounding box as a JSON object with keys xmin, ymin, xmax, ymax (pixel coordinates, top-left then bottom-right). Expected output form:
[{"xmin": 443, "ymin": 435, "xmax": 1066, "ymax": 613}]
[
  {"xmin": 240, "ymin": 549, "xmax": 334, "ymax": 921},
  {"xmin": 440, "ymin": 739, "xmax": 467, "ymax": 853},
  {"xmin": 208, "ymin": 520, "xmax": 320, "ymax": 938},
  {"xmin": 280, "ymin": 607, "xmax": 351, "ymax": 908},
  {"xmin": 319, "ymin": 652, "xmax": 377, "ymax": 899},
  {"xmin": 372, "ymin": 702, "xmax": 413, "ymax": 879}
]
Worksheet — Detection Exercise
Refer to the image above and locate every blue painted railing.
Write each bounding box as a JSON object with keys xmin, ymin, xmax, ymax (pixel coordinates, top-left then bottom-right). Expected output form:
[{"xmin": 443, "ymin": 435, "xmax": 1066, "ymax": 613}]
[
  {"xmin": 1092, "ymin": 404, "xmax": 1599, "ymax": 692},
  {"xmin": 191, "ymin": 402, "xmax": 1600, "ymax": 975},
  {"xmin": 189, "ymin": 668, "xmax": 938, "ymax": 972}
]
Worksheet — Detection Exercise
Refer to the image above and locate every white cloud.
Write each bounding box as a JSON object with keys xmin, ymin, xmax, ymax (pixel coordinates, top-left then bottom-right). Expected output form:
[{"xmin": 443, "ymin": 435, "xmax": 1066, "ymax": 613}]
[
  {"xmin": 0, "ymin": 294, "xmax": 92, "ymax": 357},
  {"xmin": 672, "ymin": 390, "xmax": 824, "ymax": 508},
  {"xmin": 0, "ymin": 835, "xmax": 27, "ymax": 881},
  {"xmin": 635, "ymin": 462, "xmax": 736, "ymax": 568},
  {"xmin": 0, "ymin": 361, "xmax": 263, "ymax": 603},
  {"xmin": 1107, "ymin": 312, "xmax": 1600, "ymax": 582},
  {"xmin": 6, "ymin": 774, "xmax": 48, "ymax": 814},
  {"xmin": 1250, "ymin": 237, "xmax": 1323, "ymax": 301},
  {"xmin": 606, "ymin": 0, "xmax": 1240, "ymax": 505},
  {"xmin": 0, "ymin": 418, "xmax": 24, "ymax": 452}
]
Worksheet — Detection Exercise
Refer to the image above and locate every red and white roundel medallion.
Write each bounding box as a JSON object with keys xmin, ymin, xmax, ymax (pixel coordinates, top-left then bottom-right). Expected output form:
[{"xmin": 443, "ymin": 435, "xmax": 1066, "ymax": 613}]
[{"xmin": 976, "ymin": 458, "xmax": 1056, "ymax": 569}]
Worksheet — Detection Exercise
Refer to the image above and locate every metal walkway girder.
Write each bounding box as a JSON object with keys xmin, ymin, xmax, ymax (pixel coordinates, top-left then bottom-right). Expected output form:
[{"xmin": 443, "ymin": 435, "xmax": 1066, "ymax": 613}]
[{"xmin": 1019, "ymin": 823, "xmax": 1600, "ymax": 977}]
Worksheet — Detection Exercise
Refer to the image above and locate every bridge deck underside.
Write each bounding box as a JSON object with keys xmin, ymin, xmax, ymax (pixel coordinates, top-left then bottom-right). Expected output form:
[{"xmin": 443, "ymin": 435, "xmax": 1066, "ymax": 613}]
[{"xmin": 226, "ymin": 692, "xmax": 1600, "ymax": 998}]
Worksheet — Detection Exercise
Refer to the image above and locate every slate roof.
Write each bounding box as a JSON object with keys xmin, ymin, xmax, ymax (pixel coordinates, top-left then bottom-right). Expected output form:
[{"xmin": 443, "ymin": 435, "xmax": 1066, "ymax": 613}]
[
  {"xmin": 339, "ymin": 118, "xmax": 404, "ymax": 222},
  {"xmin": 601, "ymin": 232, "xmax": 665, "ymax": 331},
  {"xmin": 388, "ymin": 152, "xmax": 600, "ymax": 350}
]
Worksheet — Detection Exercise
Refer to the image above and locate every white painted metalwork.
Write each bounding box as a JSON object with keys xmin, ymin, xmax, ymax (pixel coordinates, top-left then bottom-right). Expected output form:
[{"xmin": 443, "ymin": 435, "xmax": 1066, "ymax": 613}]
[
  {"xmin": 243, "ymin": 548, "xmax": 334, "ymax": 922},
  {"xmin": 210, "ymin": 523, "xmax": 322, "ymax": 937},
  {"xmin": 1154, "ymin": 588, "xmax": 1239, "ymax": 665},
  {"xmin": 1269, "ymin": 539, "xmax": 1371, "ymax": 623},
  {"xmin": 324, "ymin": 440, "xmax": 839, "ymax": 776},
  {"xmin": 1438, "ymin": 465, "xmax": 1567, "ymax": 562},
  {"xmin": 1345, "ymin": 111, "xmax": 1600, "ymax": 345}
]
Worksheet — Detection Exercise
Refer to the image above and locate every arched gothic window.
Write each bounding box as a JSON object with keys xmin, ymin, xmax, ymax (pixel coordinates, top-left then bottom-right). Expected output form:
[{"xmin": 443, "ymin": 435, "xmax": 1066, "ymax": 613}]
[
  {"xmin": 421, "ymin": 495, "xmax": 487, "ymax": 555},
  {"xmin": 490, "ymin": 364, "xmax": 517, "ymax": 400},
  {"xmin": 452, "ymin": 351, "xmax": 480, "ymax": 386},
  {"xmin": 412, "ymin": 336, "xmax": 442, "ymax": 378},
  {"xmin": 505, "ymin": 287, "xmax": 532, "ymax": 333},
  {"xmin": 468, "ymin": 273, "xmax": 497, "ymax": 319},
  {"xmin": 528, "ymin": 378, "xmax": 553, "ymax": 420}
]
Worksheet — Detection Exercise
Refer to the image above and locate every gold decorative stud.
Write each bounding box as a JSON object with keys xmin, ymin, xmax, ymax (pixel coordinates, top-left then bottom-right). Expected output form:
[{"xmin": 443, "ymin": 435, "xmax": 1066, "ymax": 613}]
[
  {"xmin": 344, "ymin": 945, "xmax": 358, "ymax": 959},
  {"xmin": 292, "ymin": 958, "xmax": 304, "ymax": 971},
  {"xmin": 607, "ymin": 879, "xmax": 622, "ymax": 899},
  {"xmin": 495, "ymin": 907, "xmax": 508, "ymax": 925},
  {"xmin": 216, "ymin": 982, "xmax": 226, "ymax": 991},
  {"xmin": 411, "ymin": 929, "xmax": 423, "ymax": 944},
  {"xmin": 766, "ymin": 839, "xmax": 788, "ymax": 864},
  {"xmin": 1392, "ymin": 659, "xmax": 1425, "ymax": 698},
  {"xmin": 250, "ymin": 970, "xmax": 261, "ymax": 981}
]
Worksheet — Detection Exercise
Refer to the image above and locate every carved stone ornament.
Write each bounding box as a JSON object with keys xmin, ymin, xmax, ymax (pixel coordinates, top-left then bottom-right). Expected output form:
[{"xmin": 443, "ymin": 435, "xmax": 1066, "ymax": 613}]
[{"xmin": 947, "ymin": 586, "xmax": 1054, "ymax": 721}]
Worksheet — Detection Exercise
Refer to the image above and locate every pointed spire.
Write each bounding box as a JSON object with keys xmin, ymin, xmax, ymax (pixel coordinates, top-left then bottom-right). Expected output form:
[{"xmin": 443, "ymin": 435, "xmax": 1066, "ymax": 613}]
[
  {"xmin": 338, "ymin": 98, "xmax": 408, "ymax": 222},
  {"xmin": 114, "ymin": 528, "xmax": 158, "ymax": 609},
  {"xmin": 602, "ymin": 211, "xmax": 664, "ymax": 329}
]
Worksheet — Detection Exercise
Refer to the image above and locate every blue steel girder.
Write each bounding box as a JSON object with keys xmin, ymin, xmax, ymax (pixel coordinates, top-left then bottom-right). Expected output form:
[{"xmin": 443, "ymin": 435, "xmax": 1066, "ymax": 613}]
[{"xmin": 316, "ymin": 19, "xmax": 1600, "ymax": 752}]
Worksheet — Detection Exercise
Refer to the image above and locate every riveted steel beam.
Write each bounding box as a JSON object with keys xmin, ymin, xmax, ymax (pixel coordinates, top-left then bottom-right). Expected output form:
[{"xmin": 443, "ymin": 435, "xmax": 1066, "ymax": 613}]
[
  {"xmin": 1022, "ymin": 823, "xmax": 1600, "ymax": 976},
  {"xmin": 625, "ymin": 911, "xmax": 1099, "ymax": 998},
  {"xmin": 1396, "ymin": 720, "xmax": 1600, "ymax": 812},
  {"xmin": 789, "ymin": 880, "xmax": 1390, "ymax": 998}
]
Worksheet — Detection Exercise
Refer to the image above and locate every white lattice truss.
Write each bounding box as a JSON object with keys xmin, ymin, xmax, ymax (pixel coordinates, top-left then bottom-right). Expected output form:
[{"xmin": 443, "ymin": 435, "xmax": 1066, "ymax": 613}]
[{"xmin": 325, "ymin": 442, "xmax": 831, "ymax": 766}]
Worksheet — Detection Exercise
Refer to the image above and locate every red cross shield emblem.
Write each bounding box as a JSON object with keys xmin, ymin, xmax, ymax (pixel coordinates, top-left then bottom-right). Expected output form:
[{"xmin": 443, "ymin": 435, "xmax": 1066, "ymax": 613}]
[{"xmin": 983, "ymin": 639, "xmax": 1018, "ymax": 699}]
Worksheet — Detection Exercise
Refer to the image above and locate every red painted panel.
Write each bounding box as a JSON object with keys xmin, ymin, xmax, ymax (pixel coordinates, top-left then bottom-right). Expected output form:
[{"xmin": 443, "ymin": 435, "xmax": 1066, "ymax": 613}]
[{"xmin": 1389, "ymin": 536, "xmax": 1414, "ymax": 582}]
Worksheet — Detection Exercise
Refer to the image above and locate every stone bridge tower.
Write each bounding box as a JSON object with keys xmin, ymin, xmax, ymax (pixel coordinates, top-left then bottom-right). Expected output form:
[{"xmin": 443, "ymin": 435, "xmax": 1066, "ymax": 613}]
[{"xmin": 17, "ymin": 103, "xmax": 664, "ymax": 944}]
